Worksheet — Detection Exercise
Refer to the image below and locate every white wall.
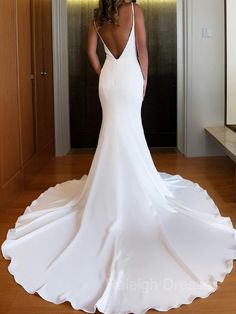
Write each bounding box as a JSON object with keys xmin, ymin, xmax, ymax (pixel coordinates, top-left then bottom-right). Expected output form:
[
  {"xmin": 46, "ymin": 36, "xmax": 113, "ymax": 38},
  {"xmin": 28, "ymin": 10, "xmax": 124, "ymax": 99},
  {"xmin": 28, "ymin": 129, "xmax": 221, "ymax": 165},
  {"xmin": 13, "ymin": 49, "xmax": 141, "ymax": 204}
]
[
  {"xmin": 226, "ymin": 0, "xmax": 236, "ymax": 125},
  {"xmin": 184, "ymin": 0, "xmax": 226, "ymax": 157}
]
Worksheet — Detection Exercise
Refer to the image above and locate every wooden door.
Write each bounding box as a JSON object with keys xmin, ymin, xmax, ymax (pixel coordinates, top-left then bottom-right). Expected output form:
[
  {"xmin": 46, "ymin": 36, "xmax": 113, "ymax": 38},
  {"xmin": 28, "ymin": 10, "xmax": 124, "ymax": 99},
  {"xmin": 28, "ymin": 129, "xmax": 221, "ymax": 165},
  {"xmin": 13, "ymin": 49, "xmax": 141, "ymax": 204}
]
[
  {"xmin": 31, "ymin": 0, "xmax": 55, "ymax": 156},
  {"xmin": 0, "ymin": 0, "xmax": 36, "ymax": 207},
  {"xmin": 0, "ymin": 0, "xmax": 55, "ymax": 209}
]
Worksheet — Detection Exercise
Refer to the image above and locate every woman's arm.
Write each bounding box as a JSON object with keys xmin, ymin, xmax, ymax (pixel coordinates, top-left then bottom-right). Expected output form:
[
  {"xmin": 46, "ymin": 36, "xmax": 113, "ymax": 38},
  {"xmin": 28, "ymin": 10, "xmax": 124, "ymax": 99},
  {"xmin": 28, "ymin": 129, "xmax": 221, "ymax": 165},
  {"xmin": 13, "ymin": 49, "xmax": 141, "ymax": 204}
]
[
  {"xmin": 134, "ymin": 3, "xmax": 148, "ymax": 98},
  {"xmin": 87, "ymin": 19, "xmax": 102, "ymax": 76}
]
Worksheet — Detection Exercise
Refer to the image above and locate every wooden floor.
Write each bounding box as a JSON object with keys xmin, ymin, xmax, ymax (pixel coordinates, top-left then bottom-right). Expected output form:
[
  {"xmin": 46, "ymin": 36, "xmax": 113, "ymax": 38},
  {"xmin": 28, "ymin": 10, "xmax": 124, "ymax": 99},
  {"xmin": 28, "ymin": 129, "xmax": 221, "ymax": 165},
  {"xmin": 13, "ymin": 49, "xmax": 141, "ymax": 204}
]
[{"xmin": 1, "ymin": 148, "xmax": 236, "ymax": 314}]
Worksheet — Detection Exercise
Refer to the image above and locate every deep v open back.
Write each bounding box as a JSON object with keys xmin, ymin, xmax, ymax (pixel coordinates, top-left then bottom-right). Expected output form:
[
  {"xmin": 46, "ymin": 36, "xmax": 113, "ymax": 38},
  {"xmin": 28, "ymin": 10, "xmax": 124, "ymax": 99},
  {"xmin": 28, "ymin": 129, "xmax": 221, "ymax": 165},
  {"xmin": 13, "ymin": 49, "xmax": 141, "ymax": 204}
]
[
  {"xmin": 94, "ymin": 2, "xmax": 134, "ymax": 61},
  {"xmin": 93, "ymin": 2, "xmax": 144, "ymax": 118}
]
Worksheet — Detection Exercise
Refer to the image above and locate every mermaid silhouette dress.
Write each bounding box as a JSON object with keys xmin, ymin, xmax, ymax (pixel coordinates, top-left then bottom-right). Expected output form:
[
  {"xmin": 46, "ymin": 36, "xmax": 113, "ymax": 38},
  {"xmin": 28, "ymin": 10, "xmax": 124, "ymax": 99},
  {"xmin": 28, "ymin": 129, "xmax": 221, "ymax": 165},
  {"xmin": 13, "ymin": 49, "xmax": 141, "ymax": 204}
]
[{"xmin": 1, "ymin": 2, "xmax": 236, "ymax": 313}]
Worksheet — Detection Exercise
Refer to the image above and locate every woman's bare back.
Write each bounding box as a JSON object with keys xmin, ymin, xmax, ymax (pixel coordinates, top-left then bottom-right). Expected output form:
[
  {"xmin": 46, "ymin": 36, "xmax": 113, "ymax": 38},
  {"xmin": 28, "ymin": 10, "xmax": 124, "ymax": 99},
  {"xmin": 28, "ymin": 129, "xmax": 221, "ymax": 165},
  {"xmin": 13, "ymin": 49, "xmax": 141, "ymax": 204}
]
[
  {"xmin": 94, "ymin": 2, "xmax": 133, "ymax": 60},
  {"xmin": 89, "ymin": 1, "xmax": 148, "ymax": 89}
]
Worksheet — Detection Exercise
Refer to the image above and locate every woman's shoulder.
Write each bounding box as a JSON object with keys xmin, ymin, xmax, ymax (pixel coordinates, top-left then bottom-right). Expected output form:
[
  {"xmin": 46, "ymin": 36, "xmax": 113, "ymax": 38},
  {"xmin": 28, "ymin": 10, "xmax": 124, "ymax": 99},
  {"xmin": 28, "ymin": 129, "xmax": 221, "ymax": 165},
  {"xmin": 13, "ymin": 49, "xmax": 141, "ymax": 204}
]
[
  {"xmin": 133, "ymin": 3, "xmax": 143, "ymax": 15},
  {"xmin": 133, "ymin": 2, "xmax": 143, "ymax": 16}
]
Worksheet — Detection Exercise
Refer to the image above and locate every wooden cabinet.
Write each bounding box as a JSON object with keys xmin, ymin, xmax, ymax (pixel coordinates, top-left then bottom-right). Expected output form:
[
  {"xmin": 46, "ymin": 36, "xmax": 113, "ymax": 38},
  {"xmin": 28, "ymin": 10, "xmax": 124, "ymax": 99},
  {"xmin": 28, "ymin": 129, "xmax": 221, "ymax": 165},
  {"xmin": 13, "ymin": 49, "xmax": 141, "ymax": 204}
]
[{"xmin": 0, "ymin": 0, "xmax": 55, "ymax": 209}]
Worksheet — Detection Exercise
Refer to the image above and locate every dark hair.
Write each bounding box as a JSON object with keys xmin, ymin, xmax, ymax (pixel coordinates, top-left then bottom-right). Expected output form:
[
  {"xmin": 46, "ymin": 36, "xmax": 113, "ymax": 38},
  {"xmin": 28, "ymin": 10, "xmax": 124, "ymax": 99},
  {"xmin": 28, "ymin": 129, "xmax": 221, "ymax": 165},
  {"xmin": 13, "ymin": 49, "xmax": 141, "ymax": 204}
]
[{"xmin": 94, "ymin": 0, "xmax": 136, "ymax": 29}]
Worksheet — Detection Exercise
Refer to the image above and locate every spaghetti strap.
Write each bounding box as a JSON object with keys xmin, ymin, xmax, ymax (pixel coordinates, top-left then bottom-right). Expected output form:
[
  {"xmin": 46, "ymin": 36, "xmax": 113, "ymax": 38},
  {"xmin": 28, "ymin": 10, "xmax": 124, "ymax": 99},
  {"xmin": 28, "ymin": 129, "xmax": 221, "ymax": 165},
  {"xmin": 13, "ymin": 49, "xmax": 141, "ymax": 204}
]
[
  {"xmin": 93, "ymin": 18, "xmax": 106, "ymax": 47},
  {"xmin": 131, "ymin": 2, "xmax": 134, "ymax": 31},
  {"xmin": 93, "ymin": 18, "xmax": 98, "ymax": 33},
  {"xmin": 93, "ymin": 18, "xmax": 98, "ymax": 35}
]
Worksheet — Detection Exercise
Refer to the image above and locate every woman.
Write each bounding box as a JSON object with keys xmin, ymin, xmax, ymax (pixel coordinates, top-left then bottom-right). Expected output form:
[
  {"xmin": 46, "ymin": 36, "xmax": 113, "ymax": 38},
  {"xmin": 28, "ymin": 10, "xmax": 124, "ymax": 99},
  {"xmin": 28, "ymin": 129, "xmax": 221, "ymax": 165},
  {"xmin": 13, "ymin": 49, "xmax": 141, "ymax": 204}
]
[
  {"xmin": 87, "ymin": 0, "xmax": 148, "ymax": 99},
  {"xmin": 1, "ymin": 1, "xmax": 236, "ymax": 313}
]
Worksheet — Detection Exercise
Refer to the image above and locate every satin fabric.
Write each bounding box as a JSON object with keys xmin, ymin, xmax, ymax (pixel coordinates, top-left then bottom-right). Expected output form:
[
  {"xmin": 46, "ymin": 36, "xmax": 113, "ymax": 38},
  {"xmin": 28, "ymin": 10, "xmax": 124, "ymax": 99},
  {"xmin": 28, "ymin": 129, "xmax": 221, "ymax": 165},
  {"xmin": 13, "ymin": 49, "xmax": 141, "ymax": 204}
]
[{"xmin": 1, "ymin": 3, "xmax": 236, "ymax": 313}]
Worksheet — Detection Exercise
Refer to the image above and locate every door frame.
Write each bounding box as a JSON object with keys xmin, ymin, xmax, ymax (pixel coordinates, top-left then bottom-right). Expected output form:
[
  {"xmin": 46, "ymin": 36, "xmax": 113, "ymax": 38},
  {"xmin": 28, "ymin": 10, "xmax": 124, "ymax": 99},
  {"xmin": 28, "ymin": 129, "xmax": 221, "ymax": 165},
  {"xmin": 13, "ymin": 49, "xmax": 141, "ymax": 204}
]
[
  {"xmin": 52, "ymin": 0, "xmax": 187, "ymax": 156},
  {"xmin": 52, "ymin": 0, "xmax": 71, "ymax": 156}
]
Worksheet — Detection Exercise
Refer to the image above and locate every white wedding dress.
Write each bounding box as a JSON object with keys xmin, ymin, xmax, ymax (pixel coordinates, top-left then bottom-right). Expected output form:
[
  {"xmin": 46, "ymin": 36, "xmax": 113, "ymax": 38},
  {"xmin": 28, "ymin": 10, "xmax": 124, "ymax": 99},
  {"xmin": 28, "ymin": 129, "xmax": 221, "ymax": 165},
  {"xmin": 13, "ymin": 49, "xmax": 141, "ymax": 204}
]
[{"xmin": 1, "ymin": 3, "xmax": 236, "ymax": 313}]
